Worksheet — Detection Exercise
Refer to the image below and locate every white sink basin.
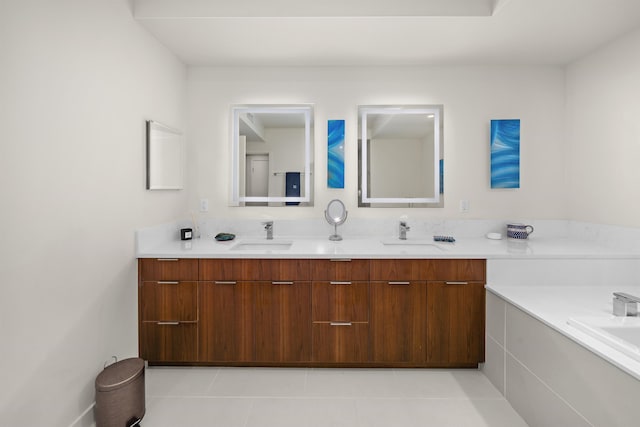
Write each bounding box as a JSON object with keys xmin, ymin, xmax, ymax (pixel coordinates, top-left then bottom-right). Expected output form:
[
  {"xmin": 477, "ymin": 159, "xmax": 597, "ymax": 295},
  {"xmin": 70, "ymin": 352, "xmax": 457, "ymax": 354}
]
[{"xmin": 231, "ymin": 240, "xmax": 293, "ymax": 251}]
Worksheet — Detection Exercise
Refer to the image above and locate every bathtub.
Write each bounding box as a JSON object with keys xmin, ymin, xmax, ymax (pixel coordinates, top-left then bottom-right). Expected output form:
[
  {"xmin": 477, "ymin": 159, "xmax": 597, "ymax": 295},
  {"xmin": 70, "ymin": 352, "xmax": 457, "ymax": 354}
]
[{"xmin": 567, "ymin": 316, "xmax": 640, "ymax": 362}]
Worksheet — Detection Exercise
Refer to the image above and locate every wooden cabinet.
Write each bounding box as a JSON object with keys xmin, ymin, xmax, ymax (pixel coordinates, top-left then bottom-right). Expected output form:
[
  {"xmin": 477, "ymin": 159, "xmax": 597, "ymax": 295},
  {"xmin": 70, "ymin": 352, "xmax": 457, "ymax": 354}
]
[
  {"xmin": 370, "ymin": 260, "xmax": 427, "ymax": 364},
  {"xmin": 426, "ymin": 281, "xmax": 485, "ymax": 365},
  {"xmin": 198, "ymin": 259, "xmax": 311, "ymax": 363},
  {"xmin": 255, "ymin": 281, "xmax": 311, "ymax": 362},
  {"xmin": 252, "ymin": 259, "xmax": 311, "ymax": 362},
  {"xmin": 138, "ymin": 258, "xmax": 199, "ymax": 363},
  {"xmin": 198, "ymin": 259, "xmax": 254, "ymax": 362},
  {"xmin": 312, "ymin": 259, "xmax": 370, "ymax": 363},
  {"xmin": 198, "ymin": 281, "xmax": 254, "ymax": 362},
  {"xmin": 138, "ymin": 257, "xmax": 486, "ymax": 367},
  {"xmin": 426, "ymin": 259, "xmax": 486, "ymax": 366}
]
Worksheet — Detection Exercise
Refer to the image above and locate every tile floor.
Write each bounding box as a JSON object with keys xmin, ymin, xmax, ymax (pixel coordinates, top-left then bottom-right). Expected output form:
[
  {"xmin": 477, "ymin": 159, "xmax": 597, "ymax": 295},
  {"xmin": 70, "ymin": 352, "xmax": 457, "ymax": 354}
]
[{"xmin": 142, "ymin": 367, "xmax": 529, "ymax": 426}]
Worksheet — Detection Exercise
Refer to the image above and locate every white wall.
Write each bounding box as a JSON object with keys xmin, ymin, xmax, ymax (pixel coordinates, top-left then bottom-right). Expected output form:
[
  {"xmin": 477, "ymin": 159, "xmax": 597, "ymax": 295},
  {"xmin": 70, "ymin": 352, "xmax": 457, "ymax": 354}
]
[
  {"xmin": 0, "ymin": 1, "xmax": 186, "ymax": 425},
  {"xmin": 187, "ymin": 66, "xmax": 567, "ymax": 221},
  {"xmin": 566, "ymin": 28, "xmax": 640, "ymax": 227}
]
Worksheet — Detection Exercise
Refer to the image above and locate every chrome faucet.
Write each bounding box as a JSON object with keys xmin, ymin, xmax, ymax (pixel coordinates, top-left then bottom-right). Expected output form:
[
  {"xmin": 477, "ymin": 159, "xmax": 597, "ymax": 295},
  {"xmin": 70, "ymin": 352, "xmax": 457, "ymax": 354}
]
[
  {"xmin": 399, "ymin": 221, "xmax": 411, "ymax": 240},
  {"xmin": 263, "ymin": 221, "xmax": 273, "ymax": 240},
  {"xmin": 613, "ymin": 292, "xmax": 640, "ymax": 316}
]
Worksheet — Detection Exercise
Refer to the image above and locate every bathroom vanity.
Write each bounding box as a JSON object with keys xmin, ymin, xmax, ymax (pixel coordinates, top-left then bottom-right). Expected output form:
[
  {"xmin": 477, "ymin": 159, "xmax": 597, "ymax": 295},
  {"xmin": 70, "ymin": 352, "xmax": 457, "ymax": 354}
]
[
  {"xmin": 138, "ymin": 257, "xmax": 486, "ymax": 367},
  {"xmin": 136, "ymin": 219, "xmax": 640, "ymax": 426}
]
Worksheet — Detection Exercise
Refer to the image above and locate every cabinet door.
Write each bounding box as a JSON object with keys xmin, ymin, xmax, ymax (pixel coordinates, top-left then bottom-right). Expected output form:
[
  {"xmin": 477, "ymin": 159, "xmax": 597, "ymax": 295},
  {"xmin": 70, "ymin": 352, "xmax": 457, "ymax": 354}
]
[
  {"xmin": 199, "ymin": 281, "xmax": 254, "ymax": 362},
  {"xmin": 254, "ymin": 281, "xmax": 311, "ymax": 362},
  {"xmin": 426, "ymin": 281, "xmax": 485, "ymax": 365},
  {"xmin": 370, "ymin": 281, "xmax": 427, "ymax": 363}
]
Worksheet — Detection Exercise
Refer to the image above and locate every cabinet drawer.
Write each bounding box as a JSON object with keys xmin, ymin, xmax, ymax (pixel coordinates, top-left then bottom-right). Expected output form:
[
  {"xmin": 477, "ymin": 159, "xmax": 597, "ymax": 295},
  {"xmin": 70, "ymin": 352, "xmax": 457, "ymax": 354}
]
[
  {"xmin": 140, "ymin": 281, "xmax": 197, "ymax": 321},
  {"xmin": 312, "ymin": 322, "xmax": 369, "ymax": 363},
  {"xmin": 139, "ymin": 321, "xmax": 198, "ymax": 363},
  {"xmin": 431, "ymin": 259, "xmax": 486, "ymax": 282},
  {"xmin": 199, "ymin": 259, "xmax": 310, "ymax": 281},
  {"xmin": 312, "ymin": 281, "xmax": 369, "ymax": 322},
  {"xmin": 310, "ymin": 259, "xmax": 370, "ymax": 281},
  {"xmin": 370, "ymin": 259, "xmax": 430, "ymax": 281},
  {"xmin": 199, "ymin": 259, "xmax": 243, "ymax": 281},
  {"xmin": 139, "ymin": 258, "xmax": 198, "ymax": 281},
  {"xmin": 248, "ymin": 259, "xmax": 310, "ymax": 281}
]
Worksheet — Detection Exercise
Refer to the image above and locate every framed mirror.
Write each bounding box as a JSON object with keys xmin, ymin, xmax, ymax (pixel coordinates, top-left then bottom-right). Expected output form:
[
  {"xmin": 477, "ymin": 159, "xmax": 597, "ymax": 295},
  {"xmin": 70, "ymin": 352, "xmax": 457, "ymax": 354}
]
[
  {"xmin": 146, "ymin": 120, "xmax": 184, "ymax": 190},
  {"xmin": 358, "ymin": 105, "xmax": 444, "ymax": 208},
  {"xmin": 231, "ymin": 104, "xmax": 314, "ymax": 207}
]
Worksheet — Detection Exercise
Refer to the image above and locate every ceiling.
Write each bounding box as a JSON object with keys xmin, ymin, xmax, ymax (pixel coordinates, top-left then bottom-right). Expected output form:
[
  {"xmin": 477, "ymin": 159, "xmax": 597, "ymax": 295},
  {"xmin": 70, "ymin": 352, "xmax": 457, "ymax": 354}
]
[{"xmin": 133, "ymin": 0, "xmax": 640, "ymax": 66}]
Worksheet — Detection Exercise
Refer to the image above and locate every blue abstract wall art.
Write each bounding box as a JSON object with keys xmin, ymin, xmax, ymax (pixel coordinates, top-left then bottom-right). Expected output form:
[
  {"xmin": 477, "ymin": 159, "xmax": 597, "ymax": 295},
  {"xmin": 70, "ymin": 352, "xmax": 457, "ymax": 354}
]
[
  {"xmin": 327, "ymin": 119, "xmax": 345, "ymax": 189},
  {"xmin": 490, "ymin": 119, "xmax": 520, "ymax": 189}
]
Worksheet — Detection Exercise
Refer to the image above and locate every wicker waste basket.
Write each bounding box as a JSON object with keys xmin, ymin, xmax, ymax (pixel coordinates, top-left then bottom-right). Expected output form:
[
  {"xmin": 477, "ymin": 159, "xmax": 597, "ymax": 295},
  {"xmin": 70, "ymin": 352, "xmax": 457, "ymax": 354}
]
[{"xmin": 95, "ymin": 357, "xmax": 145, "ymax": 427}]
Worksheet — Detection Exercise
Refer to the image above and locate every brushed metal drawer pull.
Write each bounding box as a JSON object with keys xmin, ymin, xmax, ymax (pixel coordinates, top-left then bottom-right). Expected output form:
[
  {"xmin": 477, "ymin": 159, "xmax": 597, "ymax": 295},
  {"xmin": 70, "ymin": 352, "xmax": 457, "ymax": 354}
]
[
  {"xmin": 272, "ymin": 281, "xmax": 294, "ymax": 285},
  {"xmin": 156, "ymin": 258, "xmax": 179, "ymax": 262},
  {"xmin": 157, "ymin": 321, "xmax": 180, "ymax": 325},
  {"xmin": 445, "ymin": 281, "xmax": 468, "ymax": 285},
  {"xmin": 388, "ymin": 281, "xmax": 410, "ymax": 285},
  {"xmin": 214, "ymin": 281, "xmax": 237, "ymax": 285},
  {"xmin": 330, "ymin": 281, "xmax": 352, "ymax": 285},
  {"xmin": 330, "ymin": 322, "xmax": 352, "ymax": 326},
  {"xmin": 330, "ymin": 258, "xmax": 352, "ymax": 262},
  {"xmin": 157, "ymin": 281, "xmax": 179, "ymax": 285}
]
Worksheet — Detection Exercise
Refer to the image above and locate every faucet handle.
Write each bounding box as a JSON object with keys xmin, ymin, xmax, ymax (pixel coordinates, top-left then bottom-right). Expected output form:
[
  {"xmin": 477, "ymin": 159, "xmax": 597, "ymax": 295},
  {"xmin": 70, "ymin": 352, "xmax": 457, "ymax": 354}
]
[{"xmin": 262, "ymin": 221, "xmax": 273, "ymax": 229}]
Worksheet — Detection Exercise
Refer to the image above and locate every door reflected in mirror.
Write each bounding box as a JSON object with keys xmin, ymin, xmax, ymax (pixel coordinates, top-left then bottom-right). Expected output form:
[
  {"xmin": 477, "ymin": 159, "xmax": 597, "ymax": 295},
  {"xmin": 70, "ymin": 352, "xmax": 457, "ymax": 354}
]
[
  {"xmin": 231, "ymin": 105, "xmax": 314, "ymax": 207},
  {"xmin": 358, "ymin": 105, "xmax": 444, "ymax": 208}
]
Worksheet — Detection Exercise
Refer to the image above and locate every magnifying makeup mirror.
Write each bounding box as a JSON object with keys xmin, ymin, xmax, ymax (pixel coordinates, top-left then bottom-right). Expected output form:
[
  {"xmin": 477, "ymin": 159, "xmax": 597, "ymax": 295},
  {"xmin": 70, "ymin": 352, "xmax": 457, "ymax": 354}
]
[{"xmin": 325, "ymin": 199, "xmax": 348, "ymax": 241}]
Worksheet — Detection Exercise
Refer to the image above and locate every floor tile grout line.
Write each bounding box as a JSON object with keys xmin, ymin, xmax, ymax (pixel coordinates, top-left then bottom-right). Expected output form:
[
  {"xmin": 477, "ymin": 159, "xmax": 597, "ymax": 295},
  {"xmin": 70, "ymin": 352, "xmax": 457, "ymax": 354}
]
[
  {"xmin": 204, "ymin": 367, "xmax": 221, "ymax": 394},
  {"xmin": 143, "ymin": 394, "xmax": 509, "ymax": 402}
]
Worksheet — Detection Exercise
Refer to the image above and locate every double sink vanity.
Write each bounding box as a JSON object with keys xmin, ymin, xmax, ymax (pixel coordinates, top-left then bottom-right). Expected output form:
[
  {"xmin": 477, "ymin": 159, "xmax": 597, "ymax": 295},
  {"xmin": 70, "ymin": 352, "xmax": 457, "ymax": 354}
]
[
  {"xmin": 138, "ymin": 255, "xmax": 485, "ymax": 368},
  {"xmin": 136, "ymin": 219, "xmax": 640, "ymax": 424}
]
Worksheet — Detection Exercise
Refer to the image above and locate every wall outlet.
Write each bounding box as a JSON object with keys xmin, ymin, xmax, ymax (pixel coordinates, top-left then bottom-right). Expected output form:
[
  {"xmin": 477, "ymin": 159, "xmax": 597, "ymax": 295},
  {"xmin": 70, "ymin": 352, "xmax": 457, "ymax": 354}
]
[
  {"xmin": 200, "ymin": 198, "xmax": 209, "ymax": 212},
  {"xmin": 459, "ymin": 199, "xmax": 470, "ymax": 213}
]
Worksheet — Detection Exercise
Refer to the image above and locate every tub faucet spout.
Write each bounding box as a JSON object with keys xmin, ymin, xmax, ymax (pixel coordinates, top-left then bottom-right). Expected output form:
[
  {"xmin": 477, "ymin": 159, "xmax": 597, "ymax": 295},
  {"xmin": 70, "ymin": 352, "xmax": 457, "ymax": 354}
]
[{"xmin": 613, "ymin": 292, "xmax": 640, "ymax": 317}]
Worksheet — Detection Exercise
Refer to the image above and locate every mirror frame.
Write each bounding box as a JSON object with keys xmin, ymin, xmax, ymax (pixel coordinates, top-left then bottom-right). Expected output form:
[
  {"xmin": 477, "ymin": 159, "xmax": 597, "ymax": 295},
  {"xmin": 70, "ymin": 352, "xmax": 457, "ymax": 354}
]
[
  {"xmin": 358, "ymin": 105, "xmax": 443, "ymax": 207},
  {"xmin": 230, "ymin": 104, "xmax": 313, "ymax": 206}
]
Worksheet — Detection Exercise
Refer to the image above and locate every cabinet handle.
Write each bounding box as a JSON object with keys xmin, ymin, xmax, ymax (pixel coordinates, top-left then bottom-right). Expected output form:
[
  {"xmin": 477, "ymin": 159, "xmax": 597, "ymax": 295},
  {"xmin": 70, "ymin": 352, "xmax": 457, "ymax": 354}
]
[
  {"xmin": 330, "ymin": 258, "xmax": 351, "ymax": 262},
  {"xmin": 445, "ymin": 281, "xmax": 468, "ymax": 285},
  {"xmin": 214, "ymin": 281, "xmax": 237, "ymax": 285},
  {"xmin": 157, "ymin": 321, "xmax": 180, "ymax": 325},
  {"xmin": 157, "ymin": 281, "xmax": 179, "ymax": 285},
  {"xmin": 330, "ymin": 322, "xmax": 352, "ymax": 326},
  {"xmin": 156, "ymin": 258, "xmax": 179, "ymax": 262},
  {"xmin": 388, "ymin": 281, "xmax": 410, "ymax": 285},
  {"xmin": 272, "ymin": 281, "xmax": 294, "ymax": 285},
  {"xmin": 330, "ymin": 281, "xmax": 352, "ymax": 285}
]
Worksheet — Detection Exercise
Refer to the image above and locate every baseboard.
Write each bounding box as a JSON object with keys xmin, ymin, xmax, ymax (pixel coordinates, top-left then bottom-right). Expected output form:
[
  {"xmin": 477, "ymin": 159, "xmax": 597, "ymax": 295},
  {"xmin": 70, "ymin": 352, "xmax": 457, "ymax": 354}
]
[{"xmin": 69, "ymin": 402, "xmax": 95, "ymax": 427}]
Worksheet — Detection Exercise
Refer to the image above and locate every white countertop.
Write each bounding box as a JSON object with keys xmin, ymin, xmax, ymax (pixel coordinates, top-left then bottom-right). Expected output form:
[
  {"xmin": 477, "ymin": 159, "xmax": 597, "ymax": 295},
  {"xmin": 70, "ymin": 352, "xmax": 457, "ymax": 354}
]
[
  {"xmin": 136, "ymin": 234, "xmax": 640, "ymax": 259},
  {"xmin": 486, "ymin": 284, "xmax": 640, "ymax": 381}
]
